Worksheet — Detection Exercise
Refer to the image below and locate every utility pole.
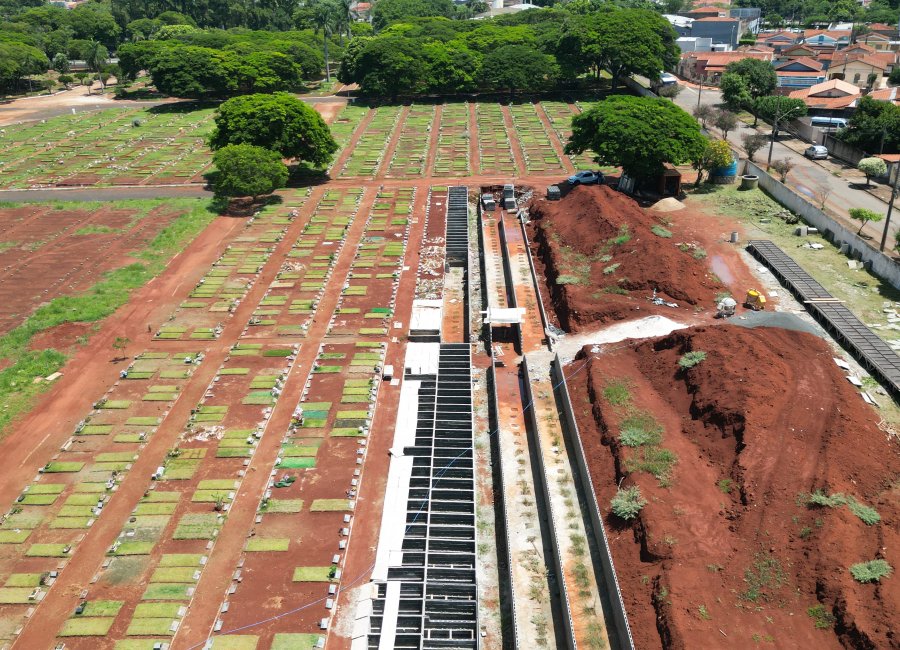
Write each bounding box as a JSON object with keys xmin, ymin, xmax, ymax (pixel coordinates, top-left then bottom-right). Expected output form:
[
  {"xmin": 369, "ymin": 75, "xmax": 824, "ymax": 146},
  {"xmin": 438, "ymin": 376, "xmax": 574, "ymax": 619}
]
[
  {"xmin": 880, "ymin": 164, "xmax": 900, "ymax": 252},
  {"xmin": 767, "ymin": 105, "xmax": 801, "ymax": 169},
  {"xmin": 697, "ymin": 74, "xmax": 703, "ymax": 110}
]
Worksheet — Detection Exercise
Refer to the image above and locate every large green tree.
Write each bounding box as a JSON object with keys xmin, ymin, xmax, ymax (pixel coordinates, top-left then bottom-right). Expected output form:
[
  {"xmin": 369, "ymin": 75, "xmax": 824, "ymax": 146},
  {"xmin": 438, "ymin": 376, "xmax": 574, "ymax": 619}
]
[
  {"xmin": 566, "ymin": 95, "xmax": 705, "ymax": 180},
  {"xmin": 480, "ymin": 44, "xmax": 557, "ymax": 93},
  {"xmin": 209, "ymin": 92, "xmax": 338, "ymax": 166},
  {"xmin": 212, "ymin": 144, "xmax": 289, "ymax": 200},
  {"xmin": 555, "ymin": 8, "xmax": 678, "ymax": 88},
  {"xmin": 371, "ymin": 0, "xmax": 456, "ymax": 31},
  {"xmin": 719, "ymin": 58, "xmax": 777, "ymax": 124},
  {"xmin": 840, "ymin": 95, "xmax": 900, "ymax": 153}
]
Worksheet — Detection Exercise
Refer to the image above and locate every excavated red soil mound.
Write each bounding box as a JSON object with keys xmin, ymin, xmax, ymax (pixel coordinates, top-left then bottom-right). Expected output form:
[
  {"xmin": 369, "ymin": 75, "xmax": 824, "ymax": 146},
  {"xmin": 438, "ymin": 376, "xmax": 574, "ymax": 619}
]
[
  {"xmin": 527, "ymin": 185, "xmax": 721, "ymax": 332},
  {"xmin": 567, "ymin": 324, "xmax": 899, "ymax": 650}
]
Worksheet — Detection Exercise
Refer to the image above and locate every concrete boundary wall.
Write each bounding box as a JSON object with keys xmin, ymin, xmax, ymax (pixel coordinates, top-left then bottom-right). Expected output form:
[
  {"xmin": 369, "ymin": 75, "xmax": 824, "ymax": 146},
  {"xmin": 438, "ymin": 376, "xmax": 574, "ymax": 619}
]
[
  {"xmin": 486, "ymin": 362, "xmax": 519, "ymax": 649},
  {"xmin": 551, "ymin": 355, "xmax": 635, "ymax": 650},
  {"xmin": 745, "ymin": 160, "xmax": 900, "ymax": 289},
  {"xmin": 520, "ymin": 356, "xmax": 577, "ymax": 650},
  {"xmin": 497, "ymin": 212, "xmax": 525, "ymax": 352},
  {"xmin": 518, "ymin": 214, "xmax": 553, "ymax": 350}
]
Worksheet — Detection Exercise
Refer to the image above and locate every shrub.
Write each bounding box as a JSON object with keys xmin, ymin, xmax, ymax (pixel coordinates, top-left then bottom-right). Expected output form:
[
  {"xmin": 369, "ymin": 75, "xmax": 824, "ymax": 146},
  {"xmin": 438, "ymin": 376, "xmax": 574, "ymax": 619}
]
[
  {"xmin": 619, "ymin": 411, "xmax": 663, "ymax": 447},
  {"xmin": 602, "ymin": 263, "xmax": 620, "ymax": 275},
  {"xmin": 610, "ymin": 486, "xmax": 646, "ymax": 521},
  {"xmin": 625, "ymin": 445, "xmax": 677, "ymax": 483},
  {"xmin": 651, "ymin": 225, "xmax": 673, "ymax": 238},
  {"xmin": 602, "ymin": 380, "xmax": 631, "ymax": 406},
  {"xmin": 850, "ymin": 559, "xmax": 892, "ymax": 583},
  {"xmin": 678, "ymin": 351, "xmax": 707, "ymax": 369},
  {"xmin": 847, "ymin": 498, "xmax": 881, "ymax": 526},
  {"xmin": 807, "ymin": 490, "xmax": 847, "ymax": 508}
]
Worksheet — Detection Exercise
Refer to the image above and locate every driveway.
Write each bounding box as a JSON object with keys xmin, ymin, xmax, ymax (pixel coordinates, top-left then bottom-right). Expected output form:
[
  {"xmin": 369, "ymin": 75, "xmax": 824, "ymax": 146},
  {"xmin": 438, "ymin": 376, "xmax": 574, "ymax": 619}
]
[{"xmin": 675, "ymin": 82, "xmax": 900, "ymax": 252}]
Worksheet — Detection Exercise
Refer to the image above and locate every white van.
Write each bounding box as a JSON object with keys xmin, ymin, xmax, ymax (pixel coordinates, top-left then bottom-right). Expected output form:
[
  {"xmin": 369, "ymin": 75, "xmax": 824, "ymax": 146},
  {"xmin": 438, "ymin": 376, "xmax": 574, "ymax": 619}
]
[{"xmin": 810, "ymin": 116, "xmax": 847, "ymax": 130}]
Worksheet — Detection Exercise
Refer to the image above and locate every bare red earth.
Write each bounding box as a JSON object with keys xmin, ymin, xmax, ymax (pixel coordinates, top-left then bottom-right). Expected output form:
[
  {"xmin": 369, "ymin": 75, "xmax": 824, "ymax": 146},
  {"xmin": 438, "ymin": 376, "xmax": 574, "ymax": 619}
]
[
  {"xmin": 568, "ymin": 324, "xmax": 900, "ymax": 650},
  {"xmin": 527, "ymin": 185, "xmax": 720, "ymax": 332}
]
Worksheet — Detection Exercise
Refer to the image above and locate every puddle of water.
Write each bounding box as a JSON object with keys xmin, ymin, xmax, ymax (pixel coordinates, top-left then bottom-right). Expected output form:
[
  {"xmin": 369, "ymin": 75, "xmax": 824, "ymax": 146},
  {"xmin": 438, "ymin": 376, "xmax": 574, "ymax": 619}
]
[{"xmin": 710, "ymin": 254, "xmax": 735, "ymax": 286}]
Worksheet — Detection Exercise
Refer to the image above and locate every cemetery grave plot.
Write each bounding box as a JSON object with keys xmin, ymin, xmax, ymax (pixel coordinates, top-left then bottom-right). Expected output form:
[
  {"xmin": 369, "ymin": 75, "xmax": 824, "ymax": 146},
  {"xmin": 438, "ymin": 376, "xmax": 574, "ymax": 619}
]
[
  {"xmin": 327, "ymin": 105, "xmax": 370, "ymax": 162},
  {"xmin": 212, "ymin": 341, "xmax": 386, "ymax": 643},
  {"xmin": 156, "ymin": 200, "xmax": 304, "ymax": 342},
  {"xmin": 507, "ymin": 102, "xmax": 567, "ymax": 174},
  {"xmin": 541, "ymin": 101, "xmax": 608, "ymax": 171},
  {"xmin": 0, "ymin": 108, "xmax": 215, "ymax": 189},
  {"xmin": 385, "ymin": 104, "xmax": 436, "ymax": 178},
  {"xmin": 336, "ymin": 106, "xmax": 403, "ymax": 178},
  {"xmin": 0, "ymin": 351, "xmax": 202, "ymax": 645},
  {"xmin": 327, "ymin": 187, "xmax": 414, "ymax": 339},
  {"xmin": 243, "ymin": 188, "xmax": 364, "ymax": 340},
  {"xmin": 0, "ymin": 201, "xmax": 188, "ymax": 336},
  {"xmin": 430, "ymin": 103, "xmax": 471, "ymax": 177},
  {"xmin": 475, "ymin": 103, "xmax": 518, "ymax": 176},
  {"xmin": 67, "ymin": 344, "xmax": 298, "ymax": 646}
]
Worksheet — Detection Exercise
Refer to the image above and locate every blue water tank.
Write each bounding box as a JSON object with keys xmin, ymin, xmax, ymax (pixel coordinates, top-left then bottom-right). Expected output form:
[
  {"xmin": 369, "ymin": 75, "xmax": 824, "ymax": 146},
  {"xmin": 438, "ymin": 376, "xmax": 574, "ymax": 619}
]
[{"xmin": 711, "ymin": 156, "xmax": 738, "ymax": 183}]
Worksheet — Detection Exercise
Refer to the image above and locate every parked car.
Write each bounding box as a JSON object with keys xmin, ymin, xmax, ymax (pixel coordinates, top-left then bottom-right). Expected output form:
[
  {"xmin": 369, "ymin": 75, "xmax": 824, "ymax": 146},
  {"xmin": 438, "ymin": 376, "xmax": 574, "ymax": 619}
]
[
  {"xmin": 804, "ymin": 145, "xmax": 828, "ymax": 160},
  {"xmin": 567, "ymin": 171, "xmax": 603, "ymax": 186},
  {"xmin": 659, "ymin": 72, "xmax": 678, "ymax": 85}
]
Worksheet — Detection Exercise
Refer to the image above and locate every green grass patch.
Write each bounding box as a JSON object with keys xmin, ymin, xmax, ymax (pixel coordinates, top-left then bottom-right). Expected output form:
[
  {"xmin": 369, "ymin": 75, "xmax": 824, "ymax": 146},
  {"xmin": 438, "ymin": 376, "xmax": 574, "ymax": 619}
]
[
  {"xmin": 159, "ymin": 554, "xmax": 204, "ymax": 567},
  {"xmin": 740, "ymin": 553, "xmax": 785, "ymax": 602},
  {"xmin": 210, "ymin": 636, "xmax": 259, "ymax": 650},
  {"xmin": 310, "ymin": 498, "xmax": 351, "ymax": 512},
  {"xmin": 141, "ymin": 583, "xmax": 191, "ymax": 600},
  {"xmin": 678, "ymin": 351, "xmax": 707, "ymax": 369},
  {"xmin": 246, "ymin": 538, "xmax": 290, "ymax": 552},
  {"xmin": 271, "ymin": 633, "xmax": 321, "ymax": 649},
  {"xmin": 4, "ymin": 573, "xmax": 42, "ymax": 587},
  {"xmin": 134, "ymin": 602, "xmax": 182, "ymax": 618},
  {"xmin": 150, "ymin": 567, "xmax": 197, "ymax": 583},
  {"xmin": 807, "ymin": 604, "xmax": 835, "ymax": 629},
  {"xmin": 278, "ymin": 457, "xmax": 316, "ymax": 469},
  {"xmin": 261, "ymin": 499, "xmax": 303, "ymax": 513},
  {"xmin": 292, "ymin": 566, "xmax": 334, "ymax": 582},
  {"xmin": 0, "ymin": 530, "xmax": 32, "ymax": 544},
  {"xmin": 125, "ymin": 618, "xmax": 176, "ymax": 636},
  {"xmin": 26, "ymin": 543, "xmax": 69, "ymax": 557},
  {"xmin": 651, "ymin": 225, "xmax": 673, "ymax": 238},
  {"xmin": 81, "ymin": 600, "xmax": 124, "ymax": 617},
  {"xmin": 619, "ymin": 411, "xmax": 663, "ymax": 447},
  {"xmin": 0, "ymin": 587, "xmax": 37, "ymax": 603},
  {"xmin": 113, "ymin": 541, "xmax": 155, "ymax": 556},
  {"xmin": 173, "ymin": 513, "xmax": 220, "ymax": 539},
  {"xmin": 44, "ymin": 461, "xmax": 84, "ymax": 473},
  {"xmin": 59, "ymin": 617, "xmax": 115, "ymax": 636},
  {"xmin": 625, "ymin": 446, "xmax": 677, "ymax": 485},
  {"xmin": 26, "ymin": 483, "xmax": 65, "ymax": 494}
]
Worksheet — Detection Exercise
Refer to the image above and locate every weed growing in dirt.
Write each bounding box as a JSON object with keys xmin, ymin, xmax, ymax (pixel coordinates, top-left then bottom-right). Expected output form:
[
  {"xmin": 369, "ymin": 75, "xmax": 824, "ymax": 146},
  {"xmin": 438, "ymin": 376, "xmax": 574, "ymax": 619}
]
[
  {"xmin": 74, "ymin": 224, "xmax": 119, "ymax": 236},
  {"xmin": 602, "ymin": 379, "xmax": 631, "ymax": 406},
  {"xmin": 698, "ymin": 604, "xmax": 711, "ymax": 620},
  {"xmin": 610, "ymin": 485, "xmax": 646, "ymax": 520},
  {"xmin": 678, "ymin": 351, "xmax": 707, "ymax": 369},
  {"xmin": 850, "ymin": 559, "xmax": 892, "ymax": 583},
  {"xmin": 625, "ymin": 446, "xmax": 677, "ymax": 485},
  {"xmin": 651, "ymin": 225, "xmax": 673, "ymax": 238},
  {"xmin": 799, "ymin": 526, "xmax": 813, "ymax": 539},
  {"xmin": 717, "ymin": 479, "xmax": 733, "ymax": 494},
  {"xmin": 741, "ymin": 553, "xmax": 785, "ymax": 602},
  {"xmin": 847, "ymin": 498, "xmax": 881, "ymax": 525},
  {"xmin": 556, "ymin": 274, "xmax": 586, "ymax": 285},
  {"xmin": 611, "ymin": 224, "xmax": 631, "ymax": 246},
  {"xmin": 600, "ymin": 286, "xmax": 628, "ymax": 295},
  {"xmin": 807, "ymin": 605, "xmax": 835, "ymax": 629},
  {"xmin": 707, "ymin": 564, "xmax": 723, "ymax": 572},
  {"xmin": 602, "ymin": 263, "xmax": 620, "ymax": 275},
  {"xmin": 807, "ymin": 490, "xmax": 847, "ymax": 508},
  {"xmin": 619, "ymin": 411, "xmax": 663, "ymax": 447}
]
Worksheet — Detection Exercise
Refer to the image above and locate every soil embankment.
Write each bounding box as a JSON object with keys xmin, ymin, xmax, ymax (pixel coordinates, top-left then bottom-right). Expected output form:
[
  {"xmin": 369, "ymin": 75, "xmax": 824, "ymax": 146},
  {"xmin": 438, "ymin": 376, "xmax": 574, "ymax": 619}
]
[
  {"xmin": 527, "ymin": 185, "xmax": 720, "ymax": 332},
  {"xmin": 568, "ymin": 324, "xmax": 899, "ymax": 650}
]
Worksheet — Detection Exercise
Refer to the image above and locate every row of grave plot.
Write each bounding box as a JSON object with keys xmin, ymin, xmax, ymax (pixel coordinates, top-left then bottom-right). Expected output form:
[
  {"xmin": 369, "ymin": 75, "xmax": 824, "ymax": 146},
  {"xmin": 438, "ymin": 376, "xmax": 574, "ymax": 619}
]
[
  {"xmin": 415, "ymin": 186, "xmax": 448, "ymax": 302},
  {"xmin": 431, "ymin": 102, "xmax": 470, "ymax": 177},
  {"xmin": 0, "ymin": 351, "xmax": 203, "ymax": 644},
  {"xmin": 0, "ymin": 108, "xmax": 215, "ymax": 189},
  {"xmin": 210, "ymin": 340, "xmax": 386, "ymax": 642},
  {"xmin": 57, "ymin": 344, "xmax": 299, "ymax": 647},
  {"xmin": 336, "ymin": 106, "xmax": 402, "ymax": 179},
  {"xmin": 507, "ymin": 102, "xmax": 567, "ymax": 174},
  {"xmin": 242, "ymin": 188, "xmax": 364, "ymax": 340},
  {"xmin": 541, "ymin": 100, "xmax": 612, "ymax": 172},
  {"xmin": 327, "ymin": 104, "xmax": 370, "ymax": 163},
  {"xmin": 157, "ymin": 192, "xmax": 308, "ymax": 342},
  {"xmin": 385, "ymin": 104, "xmax": 436, "ymax": 178},
  {"xmin": 327, "ymin": 186, "xmax": 414, "ymax": 338},
  {"xmin": 475, "ymin": 103, "xmax": 517, "ymax": 176}
]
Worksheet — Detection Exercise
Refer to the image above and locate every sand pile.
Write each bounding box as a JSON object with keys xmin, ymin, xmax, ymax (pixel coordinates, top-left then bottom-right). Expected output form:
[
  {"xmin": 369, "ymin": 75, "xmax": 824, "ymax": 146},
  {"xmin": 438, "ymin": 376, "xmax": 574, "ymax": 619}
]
[
  {"xmin": 649, "ymin": 197, "xmax": 685, "ymax": 212},
  {"xmin": 527, "ymin": 185, "xmax": 720, "ymax": 332},
  {"xmin": 568, "ymin": 324, "xmax": 899, "ymax": 650}
]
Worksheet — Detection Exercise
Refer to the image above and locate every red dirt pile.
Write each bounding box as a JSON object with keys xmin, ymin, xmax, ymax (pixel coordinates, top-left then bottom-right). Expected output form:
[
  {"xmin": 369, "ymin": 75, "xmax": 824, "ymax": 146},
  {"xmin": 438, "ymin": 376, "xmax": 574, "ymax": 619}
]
[
  {"xmin": 527, "ymin": 184, "xmax": 721, "ymax": 332},
  {"xmin": 567, "ymin": 324, "xmax": 899, "ymax": 650}
]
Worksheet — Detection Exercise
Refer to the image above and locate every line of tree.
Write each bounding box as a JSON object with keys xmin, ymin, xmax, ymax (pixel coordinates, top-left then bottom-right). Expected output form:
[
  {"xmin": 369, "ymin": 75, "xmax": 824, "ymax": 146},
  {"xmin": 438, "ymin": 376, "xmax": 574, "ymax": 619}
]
[
  {"xmin": 733, "ymin": 0, "xmax": 898, "ymax": 29},
  {"xmin": 338, "ymin": 6, "xmax": 679, "ymax": 98}
]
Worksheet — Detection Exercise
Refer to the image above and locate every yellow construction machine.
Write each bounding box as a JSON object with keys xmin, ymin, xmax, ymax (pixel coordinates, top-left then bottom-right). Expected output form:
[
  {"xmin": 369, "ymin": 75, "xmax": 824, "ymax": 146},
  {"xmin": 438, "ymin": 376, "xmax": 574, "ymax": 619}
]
[{"xmin": 744, "ymin": 289, "xmax": 766, "ymax": 311}]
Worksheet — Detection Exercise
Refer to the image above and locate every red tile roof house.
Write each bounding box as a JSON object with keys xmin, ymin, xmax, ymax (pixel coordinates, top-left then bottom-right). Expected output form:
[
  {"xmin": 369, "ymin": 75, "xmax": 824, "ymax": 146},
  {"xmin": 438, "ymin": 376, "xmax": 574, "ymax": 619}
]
[
  {"xmin": 789, "ymin": 79, "xmax": 861, "ymax": 111},
  {"xmin": 678, "ymin": 51, "xmax": 774, "ymax": 82}
]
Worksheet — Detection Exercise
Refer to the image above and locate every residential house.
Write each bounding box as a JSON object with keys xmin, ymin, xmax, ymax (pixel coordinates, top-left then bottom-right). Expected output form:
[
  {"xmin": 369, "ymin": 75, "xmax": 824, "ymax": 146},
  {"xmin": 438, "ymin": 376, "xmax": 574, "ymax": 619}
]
[
  {"xmin": 757, "ymin": 30, "xmax": 802, "ymax": 53},
  {"xmin": 788, "ymin": 78, "xmax": 861, "ymax": 113},
  {"xmin": 683, "ymin": 5, "xmax": 724, "ymax": 19},
  {"xmin": 775, "ymin": 57, "xmax": 827, "ymax": 88},
  {"xmin": 678, "ymin": 50, "xmax": 774, "ymax": 81},
  {"xmin": 857, "ymin": 31, "xmax": 894, "ymax": 51},
  {"xmin": 803, "ymin": 30, "xmax": 853, "ymax": 50},
  {"xmin": 828, "ymin": 54, "xmax": 888, "ymax": 88},
  {"xmin": 868, "ymin": 87, "xmax": 900, "ymax": 105},
  {"xmin": 778, "ymin": 43, "xmax": 821, "ymax": 61},
  {"xmin": 867, "ymin": 22, "xmax": 898, "ymax": 39}
]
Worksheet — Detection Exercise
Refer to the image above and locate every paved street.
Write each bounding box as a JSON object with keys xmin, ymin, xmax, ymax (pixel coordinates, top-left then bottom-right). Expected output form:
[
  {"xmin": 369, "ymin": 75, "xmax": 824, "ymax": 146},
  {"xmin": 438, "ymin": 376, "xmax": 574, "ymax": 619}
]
[{"xmin": 675, "ymin": 82, "xmax": 900, "ymax": 252}]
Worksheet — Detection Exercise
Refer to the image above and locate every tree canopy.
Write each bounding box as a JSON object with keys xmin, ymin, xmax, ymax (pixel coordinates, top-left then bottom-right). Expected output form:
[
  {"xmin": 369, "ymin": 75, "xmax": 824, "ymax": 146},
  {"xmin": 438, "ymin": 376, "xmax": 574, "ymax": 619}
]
[
  {"xmin": 566, "ymin": 95, "xmax": 706, "ymax": 180},
  {"xmin": 372, "ymin": 0, "xmax": 457, "ymax": 31},
  {"xmin": 209, "ymin": 92, "xmax": 338, "ymax": 166},
  {"xmin": 839, "ymin": 95, "xmax": 900, "ymax": 153},
  {"xmin": 212, "ymin": 144, "xmax": 289, "ymax": 200}
]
